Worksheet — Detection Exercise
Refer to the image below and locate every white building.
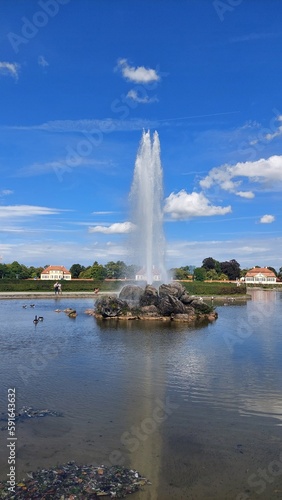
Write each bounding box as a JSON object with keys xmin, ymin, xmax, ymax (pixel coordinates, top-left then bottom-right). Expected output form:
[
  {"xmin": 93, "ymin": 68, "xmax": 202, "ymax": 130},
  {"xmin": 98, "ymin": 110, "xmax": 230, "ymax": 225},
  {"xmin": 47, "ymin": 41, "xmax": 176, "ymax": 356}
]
[
  {"xmin": 244, "ymin": 267, "xmax": 276, "ymax": 284},
  {"xmin": 40, "ymin": 265, "xmax": 71, "ymax": 280},
  {"xmin": 135, "ymin": 266, "xmax": 161, "ymax": 281}
]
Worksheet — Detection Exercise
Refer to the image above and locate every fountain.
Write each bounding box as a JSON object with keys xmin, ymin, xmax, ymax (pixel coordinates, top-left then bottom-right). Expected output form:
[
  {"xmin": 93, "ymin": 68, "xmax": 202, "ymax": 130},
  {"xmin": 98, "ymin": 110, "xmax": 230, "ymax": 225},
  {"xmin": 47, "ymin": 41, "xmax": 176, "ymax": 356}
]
[
  {"xmin": 93, "ymin": 131, "xmax": 217, "ymax": 323},
  {"xmin": 129, "ymin": 130, "xmax": 167, "ymax": 284}
]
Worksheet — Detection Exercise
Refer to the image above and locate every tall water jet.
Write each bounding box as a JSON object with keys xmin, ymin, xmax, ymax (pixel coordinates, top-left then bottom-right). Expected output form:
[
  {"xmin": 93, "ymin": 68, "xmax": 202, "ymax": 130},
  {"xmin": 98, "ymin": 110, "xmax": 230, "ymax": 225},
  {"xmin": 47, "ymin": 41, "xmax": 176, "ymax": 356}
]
[{"xmin": 129, "ymin": 130, "xmax": 167, "ymax": 284}]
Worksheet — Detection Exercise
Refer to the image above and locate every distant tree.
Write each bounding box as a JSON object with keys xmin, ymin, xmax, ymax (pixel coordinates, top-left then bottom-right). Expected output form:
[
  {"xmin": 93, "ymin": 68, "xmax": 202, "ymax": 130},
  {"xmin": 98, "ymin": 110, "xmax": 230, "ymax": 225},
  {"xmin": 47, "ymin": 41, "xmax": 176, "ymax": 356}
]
[
  {"xmin": 105, "ymin": 260, "xmax": 128, "ymax": 279},
  {"xmin": 202, "ymin": 257, "xmax": 220, "ymax": 273},
  {"xmin": 8, "ymin": 261, "xmax": 30, "ymax": 279},
  {"xmin": 171, "ymin": 267, "xmax": 187, "ymax": 280},
  {"xmin": 206, "ymin": 269, "xmax": 218, "ymax": 281},
  {"xmin": 218, "ymin": 273, "xmax": 229, "ymax": 281},
  {"xmin": 90, "ymin": 261, "xmax": 107, "ymax": 281},
  {"xmin": 28, "ymin": 266, "xmax": 44, "ymax": 279},
  {"xmin": 193, "ymin": 267, "xmax": 206, "ymax": 281},
  {"xmin": 277, "ymin": 267, "xmax": 282, "ymax": 280},
  {"xmin": 79, "ymin": 266, "xmax": 92, "ymax": 279},
  {"xmin": 70, "ymin": 263, "xmax": 85, "ymax": 278},
  {"xmin": 0, "ymin": 264, "xmax": 9, "ymax": 279},
  {"xmin": 220, "ymin": 259, "xmax": 240, "ymax": 280}
]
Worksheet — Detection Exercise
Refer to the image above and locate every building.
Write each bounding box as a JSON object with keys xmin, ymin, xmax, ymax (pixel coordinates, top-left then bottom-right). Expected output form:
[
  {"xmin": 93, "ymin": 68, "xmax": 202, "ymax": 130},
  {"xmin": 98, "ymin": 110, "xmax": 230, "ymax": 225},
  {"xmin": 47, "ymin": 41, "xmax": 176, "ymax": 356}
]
[
  {"xmin": 135, "ymin": 265, "xmax": 161, "ymax": 281},
  {"xmin": 244, "ymin": 267, "xmax": 276, "ymax": 284},
  {"xmin": 40, "ymin": 265, "xmax": 72, "ymax": 280}
]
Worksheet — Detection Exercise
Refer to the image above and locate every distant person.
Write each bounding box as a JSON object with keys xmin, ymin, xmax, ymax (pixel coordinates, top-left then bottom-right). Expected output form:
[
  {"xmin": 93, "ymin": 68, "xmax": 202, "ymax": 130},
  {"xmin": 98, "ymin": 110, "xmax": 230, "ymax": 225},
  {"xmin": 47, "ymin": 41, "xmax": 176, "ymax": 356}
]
[
  {"xmin": 94, "ymin": 288, "xmax": 100, "ymax": 295},
  {"xmin": 58, "ymin": 283, "xmax": 62, "ymax": 294},
  {"xmin": 54, "ymin": 282, "xmax": 59, "ymax": 295}
]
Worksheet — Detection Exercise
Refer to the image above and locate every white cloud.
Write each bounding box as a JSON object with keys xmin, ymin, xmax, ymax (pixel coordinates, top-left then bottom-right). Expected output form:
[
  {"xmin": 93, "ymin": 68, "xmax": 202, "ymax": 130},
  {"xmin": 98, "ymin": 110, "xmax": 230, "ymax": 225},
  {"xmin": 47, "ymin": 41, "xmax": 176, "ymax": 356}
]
[
  {"xmin": 126, "ymin": 90, "xmax": 158, "ymax": 104},
  {"xmin": 200, "ymin": 155, "xmax": 282, "ymax": 196},
  {"xmin": 38, "ymin": 55, "xmax": 49, "ymax": 67},
  {"xmin": 88, "ymin": 222, "xmax": 135, "ymax": 234},
  {"xmin": 0, "ymin": 205, "xmax": 63, "ymax": 218},
  {"xmin": 0, "ymin": 62, "xmax": 20, "ymax": 80},
  {"xmin": 236, "ymin": 191, "xmax": 255, "ymax": 199},
  {"xmin": 164, "ymin": 190, "xmax": 232, "ymax": 220},
  {"xmin": 260, "ymin": 214, "xmax": 275, "ymax": 224},
  {"xmin": 116, "ymin": 58, "xmax": 160, "ymax": 83}
]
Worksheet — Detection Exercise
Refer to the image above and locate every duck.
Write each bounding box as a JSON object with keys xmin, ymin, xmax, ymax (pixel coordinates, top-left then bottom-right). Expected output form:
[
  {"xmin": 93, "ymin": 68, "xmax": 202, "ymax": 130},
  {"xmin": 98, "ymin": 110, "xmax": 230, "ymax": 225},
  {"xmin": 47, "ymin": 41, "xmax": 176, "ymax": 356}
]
[
  {"xmin": 22, "ymin": 305, "xmax": 27, "ymax": 309},
  {"xmin": 30, "ymin": 304, "xmax": 35, "ymax": 308},
  {"xmin": 38, "ymin": 316, "xmax": 44, "ymax": 321},
  {"xmin": 33, "ymin": 315, "xmax": 39, "ymax": 324}
]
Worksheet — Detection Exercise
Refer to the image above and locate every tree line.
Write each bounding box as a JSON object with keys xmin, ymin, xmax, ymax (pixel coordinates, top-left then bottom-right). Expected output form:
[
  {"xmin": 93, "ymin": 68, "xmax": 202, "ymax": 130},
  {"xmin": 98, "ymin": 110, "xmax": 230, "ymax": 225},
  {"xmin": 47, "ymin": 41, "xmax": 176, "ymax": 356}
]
[{"xmin": 0, "ymin": 258, "xmax": 281, "ymax": 281}]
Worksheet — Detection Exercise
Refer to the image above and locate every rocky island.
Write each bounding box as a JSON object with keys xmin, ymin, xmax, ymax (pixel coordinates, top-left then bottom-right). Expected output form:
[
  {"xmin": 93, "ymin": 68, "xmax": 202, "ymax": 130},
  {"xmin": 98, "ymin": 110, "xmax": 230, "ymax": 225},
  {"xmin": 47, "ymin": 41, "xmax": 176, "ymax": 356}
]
[{"xmin": 92, "ymin": 282, "xmax": 218, "ymax": 323}]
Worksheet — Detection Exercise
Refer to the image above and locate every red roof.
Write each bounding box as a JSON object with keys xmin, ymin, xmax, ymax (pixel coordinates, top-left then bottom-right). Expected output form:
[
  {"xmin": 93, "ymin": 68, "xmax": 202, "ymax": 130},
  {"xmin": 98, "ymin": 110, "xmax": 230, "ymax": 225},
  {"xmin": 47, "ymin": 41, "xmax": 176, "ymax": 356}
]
[
  {"xmin": 245, "ymin": 267, "xmax": 276, "ymax": 277},
  {"xmin": 41, "ymin": 265, "xmax": 71, "ymax": 275}
]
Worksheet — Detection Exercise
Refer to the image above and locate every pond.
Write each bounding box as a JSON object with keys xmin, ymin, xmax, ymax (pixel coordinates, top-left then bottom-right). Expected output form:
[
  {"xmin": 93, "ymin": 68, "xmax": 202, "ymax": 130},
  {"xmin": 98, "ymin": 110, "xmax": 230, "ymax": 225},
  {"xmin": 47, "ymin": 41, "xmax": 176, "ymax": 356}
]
[{"xmin": 0, "ymin": 290, "xmax": 282, "ymax": 499}]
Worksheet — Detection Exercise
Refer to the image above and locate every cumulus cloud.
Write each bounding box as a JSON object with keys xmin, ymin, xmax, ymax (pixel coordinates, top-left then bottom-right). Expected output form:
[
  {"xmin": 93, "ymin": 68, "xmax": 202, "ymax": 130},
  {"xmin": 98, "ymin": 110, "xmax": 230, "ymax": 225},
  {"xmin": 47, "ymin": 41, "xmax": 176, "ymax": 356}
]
[
  {"xmin": 38, "ymin": 55, "xmax": 49, "ymax": 67},
  {"xmin": 0, "ymin": 205, "xmax": 63, "ymax": 218},
  {"xmin": 200, "ymin": 155, "xmax": 282, "ymax": 196},
  {"xmin": 126, "ymin": 90, "xmax": 158, "ymax": 104},
  {"xmin": 0, "ymin": 62, "xmax": 20, "ymax": 80},
  {"xmin": 116, "ymin": 58, "xmax": 160, "ymax": 83},
  {"xmin": 164, "ymin": 190, "xmax": 232, "ymax": 219},
  {"xmin": 260, "ymin": 214, "xmax": 275, "ymax": 224},
  {"xmin": 88, "ymin": 222, "xmax": 135, "ymax": 234}
]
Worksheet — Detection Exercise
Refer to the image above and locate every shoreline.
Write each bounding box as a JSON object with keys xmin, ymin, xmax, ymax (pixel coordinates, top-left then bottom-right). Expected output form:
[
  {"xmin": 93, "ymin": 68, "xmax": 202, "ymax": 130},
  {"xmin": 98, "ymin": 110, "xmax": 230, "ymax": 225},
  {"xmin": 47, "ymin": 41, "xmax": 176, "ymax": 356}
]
[
  {"xmin": 0, "ymin": 291, "xmax": 251, "ymax": 300},
  {"xmin": 0, "ymin": 291, "xmax": 114, "ymax": 300}
]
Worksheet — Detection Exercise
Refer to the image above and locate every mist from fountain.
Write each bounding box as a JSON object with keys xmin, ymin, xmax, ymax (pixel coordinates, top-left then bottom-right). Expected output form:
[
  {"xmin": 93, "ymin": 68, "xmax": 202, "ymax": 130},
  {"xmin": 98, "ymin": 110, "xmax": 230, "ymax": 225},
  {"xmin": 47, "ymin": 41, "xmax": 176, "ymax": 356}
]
[{"xmin": 129, "ymin": 130, "xmax": 167, "ymax": 284}]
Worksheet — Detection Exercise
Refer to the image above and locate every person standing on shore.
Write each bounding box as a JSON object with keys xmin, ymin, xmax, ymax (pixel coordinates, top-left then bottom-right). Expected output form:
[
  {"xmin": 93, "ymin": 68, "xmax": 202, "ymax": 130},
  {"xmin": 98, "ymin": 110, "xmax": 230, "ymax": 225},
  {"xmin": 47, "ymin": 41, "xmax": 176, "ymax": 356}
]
[
  {"xmin": 54, "ymin": 282, "xmax": 59, "ymax": 295},
  {"xmin": 58, "ymin": 283, "xmax": 62, "ymax": 295}
]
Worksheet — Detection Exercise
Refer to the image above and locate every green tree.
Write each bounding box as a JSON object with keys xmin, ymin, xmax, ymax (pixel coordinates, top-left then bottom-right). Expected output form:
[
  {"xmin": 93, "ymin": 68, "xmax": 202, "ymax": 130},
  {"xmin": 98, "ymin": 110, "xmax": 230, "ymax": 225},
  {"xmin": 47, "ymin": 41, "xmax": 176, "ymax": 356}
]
[
  {"xmin": 90, "ymin": 261, "xmax": 107, "ymax": 281},
  {"xmin": 218, "ymin": 273, "xmax": 229, "ymax": 281},
  {"xmin": 202, "ymin": 257, "xmax": 221, "ymax": 273},
  {"xmin": 79, "ymin": 266, "xmax": 92, "ymax": 279},
  {"xmin": 193, "ymin": 267, "xmax": 206, "ymax": 281},
  {"xmin": 8, "ymin": 261, "xmax": 30, "ymax": 279},
  {"xmin": 70, "ymin": 263, "xmax": 85, "ymax": 278},
  {"xmin": 206, "ymin": 269, "xmax": 218, "ymax": 281},
  {"xmin": 104, "ymin": 260, "xmax": 127, "ymax": 279},
  {"xmin": 28, "ymin": 266, "xmax": 44, "ymax": 279},
  {"xmin": 220, "ymin": 259, "xmax": 240, "ymax": 280},
  {"xmin": 0, "ymin": 264, "xmax": 9, "ymax": 279}
]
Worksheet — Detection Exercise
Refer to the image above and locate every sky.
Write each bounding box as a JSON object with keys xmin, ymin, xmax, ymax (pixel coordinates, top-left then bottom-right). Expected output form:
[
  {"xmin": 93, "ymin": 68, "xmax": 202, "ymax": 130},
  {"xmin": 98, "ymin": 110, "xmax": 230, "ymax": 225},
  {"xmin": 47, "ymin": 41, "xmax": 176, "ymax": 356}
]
[{"xmin": 1, "ymin": 0, "xmax": 282, "ymax": 271}]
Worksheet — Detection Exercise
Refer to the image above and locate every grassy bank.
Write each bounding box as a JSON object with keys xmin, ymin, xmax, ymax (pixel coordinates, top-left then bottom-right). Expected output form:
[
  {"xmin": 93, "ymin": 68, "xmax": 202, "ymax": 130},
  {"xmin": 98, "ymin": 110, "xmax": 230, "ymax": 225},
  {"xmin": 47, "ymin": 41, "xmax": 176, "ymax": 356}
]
[
  {"xmin": 180, "ymin": 281, "xmax": 247, "ymax": 296},
  {"xmin": 0, "ymin": 279, "xmax": 247, "ymax": 296}
]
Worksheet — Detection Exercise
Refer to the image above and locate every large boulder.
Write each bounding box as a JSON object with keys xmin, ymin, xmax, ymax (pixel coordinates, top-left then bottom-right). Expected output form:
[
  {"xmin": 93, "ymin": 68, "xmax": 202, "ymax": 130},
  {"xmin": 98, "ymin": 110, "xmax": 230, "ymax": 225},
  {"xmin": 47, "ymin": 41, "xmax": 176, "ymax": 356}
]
[
  {"xmin": 159, "ymin": 295, "xmax": 187, "ymax": 316},
  {"xmin": 190, "ymin": 300, "xmax": 213, "ymax": 314},
  {"xmin": 119, "ymin": 285, "xmax": 144, "ymax": 303},
  {"xmin": 180, "ymin": 293, "xmax": 193, "ymax": 304},
  {"xmin": 159, "ymin": 282, "xmax": 186, "ymax": 299},
  {"xmin": 139, "ymin": 285, "xmax": 160, "ymax": 307},
  {"xmin": 95, "ymin": 296, "xmax": 129, "ymax": 318}
]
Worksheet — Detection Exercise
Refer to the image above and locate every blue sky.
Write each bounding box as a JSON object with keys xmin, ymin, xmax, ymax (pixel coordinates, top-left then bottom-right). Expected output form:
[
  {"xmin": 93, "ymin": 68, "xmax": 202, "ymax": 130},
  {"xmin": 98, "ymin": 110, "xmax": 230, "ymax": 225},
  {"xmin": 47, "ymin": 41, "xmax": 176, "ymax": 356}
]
[{"xmin": 1, "ymin": 0, "xmax": 282, "ymax": 271}]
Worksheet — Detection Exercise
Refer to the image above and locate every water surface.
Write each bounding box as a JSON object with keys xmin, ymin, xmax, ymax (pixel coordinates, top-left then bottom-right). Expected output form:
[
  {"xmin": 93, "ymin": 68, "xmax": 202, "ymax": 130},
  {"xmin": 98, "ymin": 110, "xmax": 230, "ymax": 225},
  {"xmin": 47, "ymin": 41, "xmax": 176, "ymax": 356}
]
[{"xmin": 0, "ymin": 290, "xmax": 281, "ymax": 499}]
